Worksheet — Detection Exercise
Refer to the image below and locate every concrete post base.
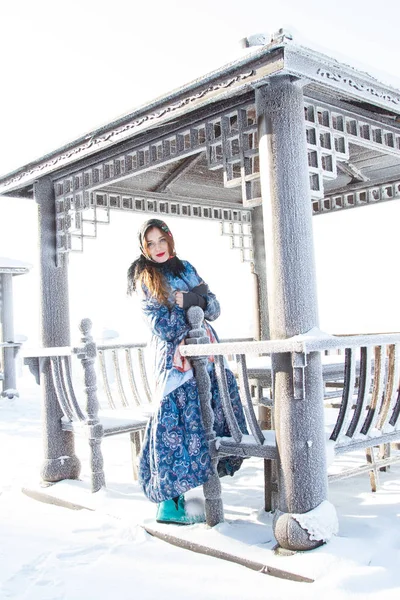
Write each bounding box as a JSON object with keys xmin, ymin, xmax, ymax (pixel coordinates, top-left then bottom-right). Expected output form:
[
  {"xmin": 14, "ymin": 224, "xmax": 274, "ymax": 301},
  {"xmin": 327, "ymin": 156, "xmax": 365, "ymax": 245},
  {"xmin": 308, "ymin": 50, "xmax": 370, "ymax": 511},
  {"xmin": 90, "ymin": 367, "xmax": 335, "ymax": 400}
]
[
  {"xmin": 41, "ymin": 455, "xmax": 81, "ymax": 483},
  {"xmin": 273, "ymin": 510, "xmax": 324, "ymax": 551}
]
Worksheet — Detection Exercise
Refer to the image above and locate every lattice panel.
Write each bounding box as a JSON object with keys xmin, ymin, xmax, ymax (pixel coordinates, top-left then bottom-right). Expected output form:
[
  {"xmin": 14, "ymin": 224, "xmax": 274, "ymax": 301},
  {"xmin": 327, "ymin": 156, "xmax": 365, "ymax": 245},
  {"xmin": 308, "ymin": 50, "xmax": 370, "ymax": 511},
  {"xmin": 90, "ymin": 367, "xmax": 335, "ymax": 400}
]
[
  {"xmin": 305, "ymin": 101, "xmax": 400, "ymax": 199},
  {"xmin": 54, "ymin": 97, "xmax": 400, "ymax": 259},
  {"xmin": 305, "ymin": 103, "xmax": 349, "ymax": 198},
  {"xmin": 313, "ymin": 179, "xmax": 400, "ymax": 214},
  {"xmin": 54, "ymin": 102, "xmax": 262, "ymax": 222},
  {"xmin": 55, "ymin": 190, "xmax": 252, "ymax": 263},
  {"xmin": 220, "ymin": 221, "xmax": 253, "ymax": 263},
  {"xmin": 206, "ymin": 105, "xmax": 261, "ymax": 207}
]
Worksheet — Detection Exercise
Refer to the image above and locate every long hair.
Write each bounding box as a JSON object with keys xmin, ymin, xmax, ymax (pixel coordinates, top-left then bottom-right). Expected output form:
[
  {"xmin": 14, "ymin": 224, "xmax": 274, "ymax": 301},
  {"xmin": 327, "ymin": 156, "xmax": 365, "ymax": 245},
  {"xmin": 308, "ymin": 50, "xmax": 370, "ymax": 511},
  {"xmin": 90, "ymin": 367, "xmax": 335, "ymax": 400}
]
[{"xmin": 127, "ymin": 225, "xmax": 182, "ymax": 305}]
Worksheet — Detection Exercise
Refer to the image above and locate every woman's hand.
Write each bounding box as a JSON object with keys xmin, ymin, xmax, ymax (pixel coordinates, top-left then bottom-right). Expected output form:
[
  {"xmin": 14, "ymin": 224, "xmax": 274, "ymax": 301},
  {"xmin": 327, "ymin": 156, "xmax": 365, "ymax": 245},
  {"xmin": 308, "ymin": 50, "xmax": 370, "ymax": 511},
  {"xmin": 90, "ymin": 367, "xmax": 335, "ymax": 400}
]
[
  {"xmin": 174, "ymin": 290, "xmax": 206, "ymax": 310},
  {"xmin": 174, "ymin": 291, "xmax": 184, "ymax": 308}
]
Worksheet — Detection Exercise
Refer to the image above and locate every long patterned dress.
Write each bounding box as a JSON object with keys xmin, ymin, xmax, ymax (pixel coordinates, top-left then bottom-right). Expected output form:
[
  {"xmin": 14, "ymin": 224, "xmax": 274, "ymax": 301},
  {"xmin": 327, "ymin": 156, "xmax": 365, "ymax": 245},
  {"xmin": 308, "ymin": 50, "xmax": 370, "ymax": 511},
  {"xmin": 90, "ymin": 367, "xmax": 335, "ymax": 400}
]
[{"xmin": 138, "ymin": 260, "xmax": 247, "ymax": 503}]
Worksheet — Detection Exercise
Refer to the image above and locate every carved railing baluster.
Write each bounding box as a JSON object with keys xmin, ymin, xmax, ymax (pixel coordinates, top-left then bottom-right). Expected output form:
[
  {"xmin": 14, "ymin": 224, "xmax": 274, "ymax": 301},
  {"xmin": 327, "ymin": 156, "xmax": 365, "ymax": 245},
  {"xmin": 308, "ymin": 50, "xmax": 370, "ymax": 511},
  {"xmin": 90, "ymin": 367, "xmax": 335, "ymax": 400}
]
[
  {"xmin": 74, "ymin": 318, "xmax": 105, "ymax": 492},
  {"xmin": 60, "ymin": 356, "xmax": 86, "ymax": 421},
  {"xmin": 330, "ymin": 347, "xmax": 357, "ymax": 442},
  {"xmin": 50, "ymin": 357, "xmax": 76, "ymax": 422},
  {"xmin": 112, "ymin": 349, "xmax": 129, "ymax": 408},
  {"xmin": 138, "ymin": 347, "xmax": 153, "ymax": 403},
  {"xmin": 361, "ymin": 345, "xmax": 385, "ymax": 435},
  {"xmin": 378, "ymin": 344, "xmax": 400, "ymax": 432},
  {"xmin": 235, "ymin": 354, "xmax": 264, "ymax": 444},
  {"xmin": 186, "ymin": 306, "xmax": 224, "ymax": 527},
  {"xmin": 97, "ymin": 342, "xmax": 152, "ymax": 409},
  {"xmin": 214, "ymin": 356, "xmax": 243, "ymax": 443},
  {"xmin": 125, "ymin": 348, "xmax": 142, "ymax": 407},
  {"xmin": 98, "ymin": 349, "xmax": 116, "ymax": 409},
  {"xmin": 346, "ymin": 346, "xmax": 372, "ymax": 438}
]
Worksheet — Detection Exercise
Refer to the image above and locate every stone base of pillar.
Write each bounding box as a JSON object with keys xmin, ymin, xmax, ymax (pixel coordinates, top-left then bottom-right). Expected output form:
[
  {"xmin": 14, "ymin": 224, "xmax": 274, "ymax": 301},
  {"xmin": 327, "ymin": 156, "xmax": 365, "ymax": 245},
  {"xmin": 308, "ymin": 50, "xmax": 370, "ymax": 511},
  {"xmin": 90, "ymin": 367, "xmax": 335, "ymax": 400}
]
[
  {"xmin": 40, "ymin": 455, "xmax": 81, "ymax": 483},
  {"xmin": 1, "ymin": 389, "xmax": 19, "ymax": 399},
  {"xmin": 273, "ymin": 500, "xmax": 338, "ymax": 551},
  {"xmin": 273, "ymin": 510, "xmax": 323, "ymax": 551}
]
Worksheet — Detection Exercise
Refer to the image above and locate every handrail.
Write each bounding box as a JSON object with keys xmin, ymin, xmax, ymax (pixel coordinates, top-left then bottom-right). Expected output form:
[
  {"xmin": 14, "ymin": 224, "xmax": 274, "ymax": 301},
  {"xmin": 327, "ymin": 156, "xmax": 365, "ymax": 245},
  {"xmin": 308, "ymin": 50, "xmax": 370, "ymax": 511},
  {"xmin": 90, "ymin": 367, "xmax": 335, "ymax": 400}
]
[
  {"xmin": 180, "ymin": 330, "xmax": 400, "ymax": 357},
  {"xmin": 97, "ymin": 341, "xmax": 147, "ymax": 351},
  {"xmin": 24, "ymin": 340, "xmax": 154, "ymax": 411},
  {"xmin": 182, "ymin": 313, "xmax": 400, "ymax": 463},
  {"xmin": 22, "ymin": 341, "xmax": 147, "ymax": 357},
  {"xmin": 22, "ymin": 346, "xmax": 72, "ymax": 358}
]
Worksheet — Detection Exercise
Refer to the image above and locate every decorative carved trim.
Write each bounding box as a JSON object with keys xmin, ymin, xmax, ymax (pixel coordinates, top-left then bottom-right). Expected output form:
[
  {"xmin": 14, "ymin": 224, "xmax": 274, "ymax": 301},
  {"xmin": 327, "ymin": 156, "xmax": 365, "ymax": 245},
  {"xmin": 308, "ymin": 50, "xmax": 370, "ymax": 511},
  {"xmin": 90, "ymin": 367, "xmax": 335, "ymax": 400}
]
[
  {"xmin": 53, "ymin": 95, "xmax": 400, "ymax": 259},
  {"xmin": 0, "ymin": 70, "xmax": 255, "ymax": 192},
  {"xmin": 53, "ymin": 101, "xmax": 262, "ymax": 212},
  {"xmin": 55, "ymin": 189, "xmax": 252, "ymax": 263},
  {"xmin": 316, "ymin": 69, "xmax": 400, "ymax": 106},
  {"xmin": 313, "ymin": 179, "xmax": 400, "ymax": 214}
]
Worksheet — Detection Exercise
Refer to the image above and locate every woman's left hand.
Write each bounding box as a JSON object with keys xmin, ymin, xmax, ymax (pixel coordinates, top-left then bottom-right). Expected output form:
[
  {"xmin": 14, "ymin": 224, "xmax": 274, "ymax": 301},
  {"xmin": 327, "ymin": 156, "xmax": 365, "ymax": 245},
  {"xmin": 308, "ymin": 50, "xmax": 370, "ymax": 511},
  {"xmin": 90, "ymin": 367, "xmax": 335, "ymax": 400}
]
[{"xmin": 174, "ymin": 291, "xmax": 184, "ymax": 308}]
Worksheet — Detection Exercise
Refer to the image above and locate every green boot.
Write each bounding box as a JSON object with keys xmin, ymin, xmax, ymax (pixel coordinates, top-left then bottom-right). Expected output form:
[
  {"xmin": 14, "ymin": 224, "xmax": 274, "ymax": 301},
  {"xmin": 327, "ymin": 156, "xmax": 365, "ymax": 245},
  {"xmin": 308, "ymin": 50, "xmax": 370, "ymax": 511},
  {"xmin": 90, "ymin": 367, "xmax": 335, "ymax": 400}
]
[{"xmin": 156, "ymin": 495, "xmax": 204, "ymax": 525}]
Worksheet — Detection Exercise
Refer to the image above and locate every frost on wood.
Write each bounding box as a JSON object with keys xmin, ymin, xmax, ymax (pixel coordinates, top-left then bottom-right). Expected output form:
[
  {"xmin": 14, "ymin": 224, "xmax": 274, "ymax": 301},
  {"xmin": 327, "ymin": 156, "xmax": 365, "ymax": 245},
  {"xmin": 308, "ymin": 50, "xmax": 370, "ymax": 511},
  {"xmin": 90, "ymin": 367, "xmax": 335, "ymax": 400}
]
[{"xmin": 293, "ymin": 500, "xmax": 338, "ymax": 542}]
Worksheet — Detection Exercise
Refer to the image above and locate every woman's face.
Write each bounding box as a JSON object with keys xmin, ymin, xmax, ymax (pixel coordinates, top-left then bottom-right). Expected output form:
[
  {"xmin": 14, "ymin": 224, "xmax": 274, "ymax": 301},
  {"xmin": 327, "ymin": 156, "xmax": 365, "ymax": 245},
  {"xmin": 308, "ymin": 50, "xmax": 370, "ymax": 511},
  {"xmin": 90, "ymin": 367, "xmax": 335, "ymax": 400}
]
[{"xmin": 145, "ymin": 227, "xmax": 171, "ymax": 263}]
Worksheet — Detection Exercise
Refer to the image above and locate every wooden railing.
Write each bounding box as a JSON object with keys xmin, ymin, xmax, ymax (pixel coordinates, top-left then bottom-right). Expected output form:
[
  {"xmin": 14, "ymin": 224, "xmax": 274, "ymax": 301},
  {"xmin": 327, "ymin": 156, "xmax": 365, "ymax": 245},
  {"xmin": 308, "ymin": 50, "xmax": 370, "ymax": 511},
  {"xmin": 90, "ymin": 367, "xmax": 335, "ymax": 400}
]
[
  {"xmin": 181, "ymin": 310, "xmax": 400, "ymax": 511},
  {"xmin": 96, "ymin": 342, "xmax": 153, "ymax": 410},
  {"xmin": 24, "ymin": 319, "xmax": 153, "ymax": 491},
  {"xmin": 24, "ymin": 312, "xmax": 400, "ymax": 508}
]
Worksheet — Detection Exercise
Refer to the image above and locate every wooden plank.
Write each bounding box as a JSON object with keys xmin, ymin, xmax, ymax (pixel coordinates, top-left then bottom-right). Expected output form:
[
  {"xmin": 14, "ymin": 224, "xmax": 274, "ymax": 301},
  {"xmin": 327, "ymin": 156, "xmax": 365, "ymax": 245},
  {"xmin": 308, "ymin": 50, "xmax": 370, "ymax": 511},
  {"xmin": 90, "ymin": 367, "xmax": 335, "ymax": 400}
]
[{"xmin": 142, "ymin": 524, "xmax": 314, "ymax": 583}]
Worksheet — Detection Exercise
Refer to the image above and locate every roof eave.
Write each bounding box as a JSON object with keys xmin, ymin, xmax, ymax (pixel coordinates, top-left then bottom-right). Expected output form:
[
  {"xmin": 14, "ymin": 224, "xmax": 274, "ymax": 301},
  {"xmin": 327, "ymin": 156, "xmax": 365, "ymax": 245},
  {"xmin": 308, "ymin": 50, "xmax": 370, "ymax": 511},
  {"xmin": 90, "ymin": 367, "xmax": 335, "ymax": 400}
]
[{"xmin": 1, "ymin": 40, "xmax": 400, "ymax": 197}]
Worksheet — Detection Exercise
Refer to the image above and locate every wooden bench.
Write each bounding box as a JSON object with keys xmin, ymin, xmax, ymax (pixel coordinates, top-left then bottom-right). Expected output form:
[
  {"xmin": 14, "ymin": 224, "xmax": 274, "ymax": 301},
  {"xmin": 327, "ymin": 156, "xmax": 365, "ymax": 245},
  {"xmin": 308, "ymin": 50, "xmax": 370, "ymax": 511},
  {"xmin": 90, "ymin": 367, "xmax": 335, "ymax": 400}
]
[
  {"xmin": 181, "ymin": 308, "xmax": 400, "ymax": 523},
  {"xmin": 24, "ymin": 319, "xmax": 154, "ymax": 491}
]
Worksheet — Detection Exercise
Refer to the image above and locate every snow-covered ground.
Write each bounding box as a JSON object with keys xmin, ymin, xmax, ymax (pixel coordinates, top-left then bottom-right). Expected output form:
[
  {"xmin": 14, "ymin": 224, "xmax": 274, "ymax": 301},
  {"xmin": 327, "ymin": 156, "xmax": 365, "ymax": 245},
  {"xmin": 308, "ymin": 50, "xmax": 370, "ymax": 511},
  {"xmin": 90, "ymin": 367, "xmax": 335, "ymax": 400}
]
[{"xmin": 1, "ymin": 374, "xmax": 400, "ymax": 600}]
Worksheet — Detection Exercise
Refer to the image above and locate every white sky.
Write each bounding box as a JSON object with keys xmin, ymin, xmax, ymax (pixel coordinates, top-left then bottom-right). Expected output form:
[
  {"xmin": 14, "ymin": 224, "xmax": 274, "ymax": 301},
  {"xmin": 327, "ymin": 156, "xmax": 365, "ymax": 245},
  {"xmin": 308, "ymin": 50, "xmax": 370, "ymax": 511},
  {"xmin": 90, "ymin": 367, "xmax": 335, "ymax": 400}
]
[
  {"xmin": 1, "ymin": 0, "xmax": 400, "ymax": 342},
  {"xmin": 1, "ymin": 0, "xmax": 400, "ymax": 174}
]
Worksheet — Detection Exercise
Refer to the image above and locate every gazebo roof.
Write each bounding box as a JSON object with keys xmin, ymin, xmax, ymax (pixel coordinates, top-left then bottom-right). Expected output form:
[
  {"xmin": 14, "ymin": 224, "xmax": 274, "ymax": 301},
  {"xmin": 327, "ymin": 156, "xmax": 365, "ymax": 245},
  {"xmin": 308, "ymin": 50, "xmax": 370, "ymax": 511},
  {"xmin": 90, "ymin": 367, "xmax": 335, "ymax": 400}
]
[
  {"xmin": 0, "ymin": 257, "xmax": 32, "ymax": 275},
  {"xmin": 1, "ymin": 32, "xmax": 399, "ymax": 221}
]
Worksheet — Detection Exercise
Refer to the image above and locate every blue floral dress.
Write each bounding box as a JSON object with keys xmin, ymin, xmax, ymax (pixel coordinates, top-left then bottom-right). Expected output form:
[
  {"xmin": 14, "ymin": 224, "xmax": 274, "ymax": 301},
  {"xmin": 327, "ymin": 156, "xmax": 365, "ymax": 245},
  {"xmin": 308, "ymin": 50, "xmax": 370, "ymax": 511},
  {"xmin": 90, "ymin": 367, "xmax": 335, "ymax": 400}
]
[{"xmin": 138, "ymin": 260, "xmax": 247, "ymax": 503}]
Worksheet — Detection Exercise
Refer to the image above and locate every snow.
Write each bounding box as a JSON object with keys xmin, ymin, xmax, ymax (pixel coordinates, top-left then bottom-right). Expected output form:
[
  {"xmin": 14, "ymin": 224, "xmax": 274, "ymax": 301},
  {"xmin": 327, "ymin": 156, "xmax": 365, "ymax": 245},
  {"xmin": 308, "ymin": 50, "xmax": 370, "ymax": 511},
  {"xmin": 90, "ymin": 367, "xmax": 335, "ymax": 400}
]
[
  {"xmin": 293, "ymin": 500, "xmax": 339, "ymax": 542},
  {"xmin": 1, "ymin": 376, "xmax": 400, "ymax": 599}
]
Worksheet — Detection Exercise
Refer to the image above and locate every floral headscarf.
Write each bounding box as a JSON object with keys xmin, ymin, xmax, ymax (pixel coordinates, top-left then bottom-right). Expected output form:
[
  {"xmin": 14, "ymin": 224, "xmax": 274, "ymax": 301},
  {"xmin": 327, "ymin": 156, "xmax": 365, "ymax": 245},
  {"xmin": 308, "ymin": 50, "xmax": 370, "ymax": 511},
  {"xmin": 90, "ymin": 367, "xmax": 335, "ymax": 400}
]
[{"xmin": 138, "ymin": 218, "xmax": 174, "ymax": 260}]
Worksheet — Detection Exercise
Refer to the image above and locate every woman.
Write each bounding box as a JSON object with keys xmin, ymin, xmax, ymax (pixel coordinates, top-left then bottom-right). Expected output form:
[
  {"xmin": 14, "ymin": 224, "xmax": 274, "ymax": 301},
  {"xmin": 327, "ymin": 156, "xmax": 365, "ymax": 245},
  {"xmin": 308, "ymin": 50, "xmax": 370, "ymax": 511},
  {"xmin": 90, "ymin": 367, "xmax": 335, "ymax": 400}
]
[{"xmin": 127, "ymin": 218, "xmax": 247, "ymax": 524}]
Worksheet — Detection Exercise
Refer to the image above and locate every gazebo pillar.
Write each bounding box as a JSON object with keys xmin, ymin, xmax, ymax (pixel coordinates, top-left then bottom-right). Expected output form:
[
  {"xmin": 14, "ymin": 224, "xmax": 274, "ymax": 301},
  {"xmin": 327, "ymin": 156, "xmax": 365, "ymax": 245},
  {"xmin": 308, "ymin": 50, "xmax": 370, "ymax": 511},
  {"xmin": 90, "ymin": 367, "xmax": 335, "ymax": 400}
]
[
  {"xmin": 34, "ymin": 176, "xmax": 80, "ymax": 483},
  {"xmin": 251, "ymin": 206, "xmax": 269, "ymax": 340},
  {"xmin": 1, "ymin": 273, "xmax": 17, "ymax": 395},
  {"xmin": 256, "ymin": 77, "xmax": 334, "ymax": 550}
]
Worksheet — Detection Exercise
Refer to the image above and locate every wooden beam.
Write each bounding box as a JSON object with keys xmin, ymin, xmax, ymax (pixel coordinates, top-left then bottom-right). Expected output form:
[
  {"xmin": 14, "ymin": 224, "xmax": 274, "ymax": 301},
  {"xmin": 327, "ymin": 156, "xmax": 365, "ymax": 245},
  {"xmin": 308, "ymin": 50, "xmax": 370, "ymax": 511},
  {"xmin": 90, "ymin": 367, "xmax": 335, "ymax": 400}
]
[{"xmin": 152, "ymin": 152, "xmax": 204, "ymax": 192}]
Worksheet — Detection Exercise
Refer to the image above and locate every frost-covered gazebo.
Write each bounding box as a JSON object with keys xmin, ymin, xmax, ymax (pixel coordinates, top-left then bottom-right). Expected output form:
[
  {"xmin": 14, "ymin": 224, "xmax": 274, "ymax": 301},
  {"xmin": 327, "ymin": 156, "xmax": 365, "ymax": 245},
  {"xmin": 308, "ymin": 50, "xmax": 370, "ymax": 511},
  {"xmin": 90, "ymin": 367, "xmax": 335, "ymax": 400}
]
[
  {"xmin": 0, "ymin": 257, "xmax": 31, "ymax": 398},
  {"xmin": 1, "ymin": 30, "xmax": 400, "ymax": 552}
]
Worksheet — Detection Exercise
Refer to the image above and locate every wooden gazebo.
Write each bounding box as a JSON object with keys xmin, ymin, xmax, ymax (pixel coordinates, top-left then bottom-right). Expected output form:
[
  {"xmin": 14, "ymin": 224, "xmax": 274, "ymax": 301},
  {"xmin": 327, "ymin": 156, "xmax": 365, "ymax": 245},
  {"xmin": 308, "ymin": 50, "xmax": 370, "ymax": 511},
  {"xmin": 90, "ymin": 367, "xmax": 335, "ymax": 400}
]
[{"xmin": 1, "ymin": 30, "xmax": 400, "ymax": 551}]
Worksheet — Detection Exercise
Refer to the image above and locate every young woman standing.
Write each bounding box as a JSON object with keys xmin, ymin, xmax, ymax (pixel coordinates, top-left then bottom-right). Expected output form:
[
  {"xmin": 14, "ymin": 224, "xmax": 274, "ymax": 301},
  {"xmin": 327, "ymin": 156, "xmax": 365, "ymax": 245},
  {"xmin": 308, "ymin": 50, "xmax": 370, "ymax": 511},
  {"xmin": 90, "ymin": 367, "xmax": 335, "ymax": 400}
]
[{"xmin": 127, "ymin": 218, "xmax": 247, "ymax": 524}]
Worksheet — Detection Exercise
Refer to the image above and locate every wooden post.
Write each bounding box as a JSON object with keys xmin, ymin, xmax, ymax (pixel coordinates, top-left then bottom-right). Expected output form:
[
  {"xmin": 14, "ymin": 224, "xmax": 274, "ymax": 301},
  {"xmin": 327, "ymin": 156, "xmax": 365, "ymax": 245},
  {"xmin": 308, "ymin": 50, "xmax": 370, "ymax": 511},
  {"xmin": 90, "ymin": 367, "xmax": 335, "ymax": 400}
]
[
  {"xmin": 0, "ymin": 273, "xmax": 17, "ymax": 396},
  {"xmin": 186, "ymin": 306, "xmax": 224, "ymax": 526},
  {"xmin": 251, "ymin": 205, "xmax": 269, "ymax": 340},
  {"xmin": 76, "ymin": 318, "xmax": 105, "ymax": 492},
  {"xmin": 256, "ymin": 77, "xmax": 333, "ymax": 550},
  {"xmin": 35, "ymin": 176, "xmax": 80, "ymax": 483}
]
